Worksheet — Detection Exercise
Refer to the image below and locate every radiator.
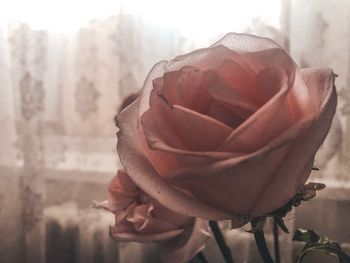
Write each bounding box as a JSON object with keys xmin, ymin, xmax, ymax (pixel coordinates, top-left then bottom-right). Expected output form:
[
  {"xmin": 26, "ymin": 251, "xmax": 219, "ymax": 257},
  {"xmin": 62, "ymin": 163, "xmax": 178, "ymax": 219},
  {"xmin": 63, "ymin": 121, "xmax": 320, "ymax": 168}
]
[
  {"xmin": 44, "ymin": 203, "xmax": 162, "ymax": 263},
  {"xmin": 43, "ymin": 203, "xmax": 284, "ymax": 263},
  {"xmin": 43, "ymin": 192, "xmax": 350, "ymax": 263}
]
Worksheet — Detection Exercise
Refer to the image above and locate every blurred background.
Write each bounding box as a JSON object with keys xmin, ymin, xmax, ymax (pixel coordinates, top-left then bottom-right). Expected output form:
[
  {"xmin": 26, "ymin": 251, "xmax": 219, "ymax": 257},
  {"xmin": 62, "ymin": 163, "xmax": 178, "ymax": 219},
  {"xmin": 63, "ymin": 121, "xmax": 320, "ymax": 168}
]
[{"xmin": 0, "ymin": 0, "xmax": 349, "ymax": 262}]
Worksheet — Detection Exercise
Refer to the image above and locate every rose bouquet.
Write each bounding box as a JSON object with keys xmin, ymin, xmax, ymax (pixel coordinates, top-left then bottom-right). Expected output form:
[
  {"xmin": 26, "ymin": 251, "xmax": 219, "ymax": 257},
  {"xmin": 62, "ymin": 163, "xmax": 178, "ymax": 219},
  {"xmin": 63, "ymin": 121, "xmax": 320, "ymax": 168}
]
[{"xmin": 97, "ymin": 33, "xmax": 349, "ymax": 262}]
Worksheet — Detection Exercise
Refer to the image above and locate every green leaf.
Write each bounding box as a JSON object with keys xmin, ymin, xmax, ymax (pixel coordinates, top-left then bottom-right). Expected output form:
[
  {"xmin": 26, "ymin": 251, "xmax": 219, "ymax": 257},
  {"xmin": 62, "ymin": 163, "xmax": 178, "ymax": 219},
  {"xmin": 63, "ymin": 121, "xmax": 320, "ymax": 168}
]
[
  {"xmin": 293, "ymin": 228, "xmax": 350, "ymax": 263},
  {"xmin": 269, "ymin": 199, "xmax": 294, "ymax": 218},
  {"xmin": 274, "ymin": 216, "xmax": 289, "ymax": 233}
]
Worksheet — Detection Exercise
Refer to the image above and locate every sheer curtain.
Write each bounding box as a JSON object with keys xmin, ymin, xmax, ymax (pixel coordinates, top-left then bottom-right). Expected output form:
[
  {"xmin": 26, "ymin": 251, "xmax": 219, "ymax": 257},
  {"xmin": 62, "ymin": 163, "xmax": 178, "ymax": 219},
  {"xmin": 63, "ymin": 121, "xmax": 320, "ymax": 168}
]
[{"xmin": 0, "ymin": 0, "xmax": 348, "ymax": 262}]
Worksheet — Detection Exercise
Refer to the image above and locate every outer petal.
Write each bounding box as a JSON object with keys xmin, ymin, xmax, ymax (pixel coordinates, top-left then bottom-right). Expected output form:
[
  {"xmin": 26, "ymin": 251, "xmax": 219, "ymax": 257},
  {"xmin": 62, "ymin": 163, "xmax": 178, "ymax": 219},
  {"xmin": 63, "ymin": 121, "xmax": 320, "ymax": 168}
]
[
  {"xmin": 301, "ymin": 68, "xmax": 336, "ymax": 112},
  {"xmin": 117, "ymin": 98, "xmax": 232, "ymax": 220},
  {"xmin": 212, "ymin": 32, "xmax": 281, "ymax": 52},
  {"xmin": 166, "ymin": 115, "xmax": 317, "ymax": 222},
  {"xmin": 167, "ymin": 44, "xmax": 253, "ymax": 72},
  {"xmin": 118, "ymin": 92, "xmax": 140, "ymax": 114},
  {"xmin": 167, "ymin": 142, "xmax": 291, "ymax": 219},
  {"xmin": 160, "ymin": 219, "xmax": 210, "ymax": 263},
  {"xmin": 250, "ymin": 67, "xmax": 337, "ymax": 216}
]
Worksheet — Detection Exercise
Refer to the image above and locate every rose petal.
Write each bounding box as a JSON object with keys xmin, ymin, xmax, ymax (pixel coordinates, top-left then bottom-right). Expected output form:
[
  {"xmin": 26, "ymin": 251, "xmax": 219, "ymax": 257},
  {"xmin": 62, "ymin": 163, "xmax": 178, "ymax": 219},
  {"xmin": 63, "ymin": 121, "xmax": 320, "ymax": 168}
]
[
  {"xmin": 127, "ymin": 204, "xmax": 183, "ymax": 234},
  {"xmin": 168, "ymin": 143, "xmax": 290, "ymax": 217},
  {"xmin": 110, "ymin": 170, "xmax": 138, "ymax": 194},
  {"xmin": 168, "ymin": 45, "xmax": 247, "ymax": 71},
  {"xmin": 110, "ymin": 226, "xmax": 184, "ymax": 242},
  {"xmin": 301, "ymin": 68, "xmax": 335, "ymax": 112},
  {"xmin": 148, "ymin": 86, "xmax": 233, "ymax": 151},
  {"xmin": 141, "ymin": 110, "xmax": 236, "ymax": 166},
  {"xmin": 211, "ymin": 59, "xmax": 258, "ymax": 107},
  {"xmin": 166, "ymin": 115, "xmax": 316, "ymax": 220},
  {"xmin": 206, "ymin": 65, "xmax": 258, "ymax": 115},
  {"xmin": 160, "ymin": 218, "xmax": 210, "ymax": 263},
  {"xmin": 117, "ymin": 98, "xmax": 232, "ymax": 220},
  {"xmin": 218, "ymin": 69, "xmax": 293, "ymax": 152},
  {"xmin": 160, "ymin": 66, "xmax": 255, "ymax": 128},
  {"xmin": 152, "ymin": 203, "xmax": 193, "ymax": 228},
  {"xmin": 160, "ymin": 67, "xmax": 213, "ymax": 113},
  {"xmin": 107, "ymin": 172, "xmax": 138, "ymax": 212},
  {"xmin": 242, "ymin": 48, "xmax": 294, "ymax": 74},
  {"xmin": 139, "ymin": 60, "xmax": 168, "ymax": 116},
  {"xmin": 250, "ymin": 68, "xmax": 336, "ymax": 216},
  {"xmin": 243, "ymin": 48, "xmax": 309, "ymax": 119},
  {"xmin": 164, "ymin": 105, "xmax": 233, "ymax": 151},
  {"xmin": 205, "ymin": 100, "xmax": 248, "ymax": 128},
  {"xmin": 212, "ymin": 32, "xmax": 281, "ymax": 53},
  {"xmin": 147, "ymin": 85, "xmax": 188, "ymax": 151},
  {"xmin": 255, "ymin": 67, "xmax": 288, "ymax": 106},
  {"xmin": 118, "ymin": 92, "xmax": 140, "ymax": 114}
]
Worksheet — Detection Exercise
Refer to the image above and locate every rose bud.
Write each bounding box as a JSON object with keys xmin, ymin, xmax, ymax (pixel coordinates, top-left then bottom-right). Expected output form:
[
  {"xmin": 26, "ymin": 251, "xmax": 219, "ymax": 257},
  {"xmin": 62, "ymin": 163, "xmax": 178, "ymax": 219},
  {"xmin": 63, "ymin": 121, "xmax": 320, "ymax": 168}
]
[
  {"xmin": 96, "ymin": 170, "xmax": 209, "ymax": 263},
  {"xmin": 116, "ymin": 33, "xmax": 337, "ymax": 227}
]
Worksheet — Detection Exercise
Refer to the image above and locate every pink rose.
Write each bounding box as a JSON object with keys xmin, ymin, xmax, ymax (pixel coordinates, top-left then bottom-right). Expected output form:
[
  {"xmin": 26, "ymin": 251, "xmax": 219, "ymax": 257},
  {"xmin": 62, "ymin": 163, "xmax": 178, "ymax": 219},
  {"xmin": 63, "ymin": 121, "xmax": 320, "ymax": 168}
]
[
  {"xmin": 116, "ymin": 33, "xmax": 337, "ymax": 226},
  {"xmin": 97, "ymin": 170, "xmax": 209, "ymax": 263}
]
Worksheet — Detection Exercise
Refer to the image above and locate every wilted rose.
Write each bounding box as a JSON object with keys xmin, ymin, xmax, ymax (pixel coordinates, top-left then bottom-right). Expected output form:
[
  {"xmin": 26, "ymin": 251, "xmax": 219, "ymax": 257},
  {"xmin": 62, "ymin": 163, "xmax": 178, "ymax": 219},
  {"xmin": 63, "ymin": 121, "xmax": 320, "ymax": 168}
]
[
  {"xmin": 116, "ymin": 33, "xmax": 337, "ymax": 226},
  {"xmin": 97, "ymin": 170, "xmax": 209, "ymax": 263}
]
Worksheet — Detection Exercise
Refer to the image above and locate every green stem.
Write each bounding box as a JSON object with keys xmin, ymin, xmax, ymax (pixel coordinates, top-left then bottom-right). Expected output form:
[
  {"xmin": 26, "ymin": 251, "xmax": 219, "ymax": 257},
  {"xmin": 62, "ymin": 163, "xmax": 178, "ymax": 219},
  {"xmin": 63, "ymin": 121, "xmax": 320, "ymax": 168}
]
[
  {"xmin": 209, "ymin": 221, "xmax": 234, "ymax": 263},
  {"xmin": 251, "ymin": 220, "xmax": 274, "ymax": 263},
  {"xmin": 273, "ymin": 218, "xmax": 281, "ymax": 263}
]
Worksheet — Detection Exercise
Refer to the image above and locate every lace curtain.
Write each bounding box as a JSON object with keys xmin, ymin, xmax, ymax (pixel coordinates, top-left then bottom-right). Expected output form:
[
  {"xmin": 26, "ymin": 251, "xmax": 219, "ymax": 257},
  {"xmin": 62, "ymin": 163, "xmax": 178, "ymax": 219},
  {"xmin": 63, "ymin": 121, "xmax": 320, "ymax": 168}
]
[{"xmin": 0, "ymin": 0, "xmax": 349, "ymax": 262}]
